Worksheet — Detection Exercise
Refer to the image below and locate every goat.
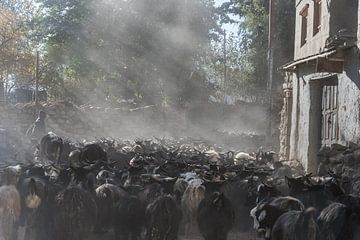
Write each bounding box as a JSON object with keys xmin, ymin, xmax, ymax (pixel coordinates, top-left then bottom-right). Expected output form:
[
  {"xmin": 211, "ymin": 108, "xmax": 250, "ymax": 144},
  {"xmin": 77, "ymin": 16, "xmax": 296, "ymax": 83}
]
[
  {"xmin": 181, "ymin": 179, "xmax": 205, "ymax": 236},
  {"xmin": 144, "ymin": 195, "xmax": 181, "ymax": 240},
  {"xmin": 197, "ymin": 192, "xmax": 235, "ymax": 240},
  {"xmin": 0, "ymin": 168, "xmax": 21, "ymax": 240}
]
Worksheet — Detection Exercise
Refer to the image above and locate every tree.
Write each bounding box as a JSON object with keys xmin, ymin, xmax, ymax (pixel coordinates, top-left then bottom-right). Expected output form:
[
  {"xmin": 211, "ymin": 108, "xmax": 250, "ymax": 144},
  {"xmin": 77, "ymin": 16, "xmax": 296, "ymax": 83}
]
[
  {"xmin": 0, "ymin": 0, "xmax": 39, "ymax": 96},
  {"xmin": 34, "ymin": 0, "xmax": 221, "ymax": 107},
  {"xmin": 206, "ymin": 31, "xmax": 268, "ymax": 102},
  {"xmin": 219, "ymin": 0, "xmax": 295, "ymax": 98}
]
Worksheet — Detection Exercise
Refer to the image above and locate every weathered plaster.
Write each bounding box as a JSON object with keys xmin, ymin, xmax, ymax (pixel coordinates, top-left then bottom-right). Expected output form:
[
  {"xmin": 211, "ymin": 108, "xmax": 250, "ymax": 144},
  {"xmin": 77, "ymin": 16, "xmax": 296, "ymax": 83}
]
[
  {"xmin": 284, "ymin": 0, "xmax": 360, "ymax": 173},
  {"xmin": 289, "ymin": 63, "xmax": 360, "ymax": 172},
  {"xmin": 294, "ymin": 0, "xmax": 330, "ymax": 60}
]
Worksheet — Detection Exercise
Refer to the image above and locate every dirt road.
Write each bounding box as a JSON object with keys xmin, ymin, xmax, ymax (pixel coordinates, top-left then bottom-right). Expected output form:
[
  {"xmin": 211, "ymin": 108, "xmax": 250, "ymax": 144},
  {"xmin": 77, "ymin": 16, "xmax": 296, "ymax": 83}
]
[{"xmin": 88, "ymin": 230, "xmax": 261, "ymax": 240}]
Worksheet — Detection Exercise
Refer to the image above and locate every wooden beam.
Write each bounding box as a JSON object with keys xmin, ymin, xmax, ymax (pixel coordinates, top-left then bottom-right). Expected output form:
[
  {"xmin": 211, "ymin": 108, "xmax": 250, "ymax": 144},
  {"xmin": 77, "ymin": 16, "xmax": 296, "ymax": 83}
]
[{"xmin": 316, "ymin": 58, "xmax": 344, "ymax": 73}]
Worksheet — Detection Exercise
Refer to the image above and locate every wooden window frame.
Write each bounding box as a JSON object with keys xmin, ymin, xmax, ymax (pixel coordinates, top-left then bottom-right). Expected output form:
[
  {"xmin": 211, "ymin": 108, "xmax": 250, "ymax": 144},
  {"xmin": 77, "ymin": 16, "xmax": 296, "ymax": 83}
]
[
  {"xmin": 313, "ymin": 0, "xmax": 322, "ymax": 36},
  {"xmin": 300, "ymin": 4, "xmax": 309, "ymax": 47}
]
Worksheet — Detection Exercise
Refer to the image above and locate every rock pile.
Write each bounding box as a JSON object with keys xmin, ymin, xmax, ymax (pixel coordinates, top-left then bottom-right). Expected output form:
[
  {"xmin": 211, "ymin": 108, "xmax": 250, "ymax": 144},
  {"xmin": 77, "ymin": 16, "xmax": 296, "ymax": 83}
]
[{"xmin": 318, "ymin": 141, "xmax": 360, "ymax": 194}]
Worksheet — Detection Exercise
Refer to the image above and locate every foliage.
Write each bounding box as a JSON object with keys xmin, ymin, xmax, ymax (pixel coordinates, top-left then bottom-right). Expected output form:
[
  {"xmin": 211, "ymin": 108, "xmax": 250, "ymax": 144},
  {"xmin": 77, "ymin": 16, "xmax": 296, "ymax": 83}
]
[
  {"xmin": 0, "ymin": 0, "xmax": 38, "ymax": 93},
  {"xmin": 33, "ymin": 0, "xmax": 221, "ymax": 107},
  {"xmin": 218, "ymin": 0, "xmax": 295, "ymax": 98},
  {"xmin": 0, "ymin": 0, "xmax": 295, "ymax": 108}
]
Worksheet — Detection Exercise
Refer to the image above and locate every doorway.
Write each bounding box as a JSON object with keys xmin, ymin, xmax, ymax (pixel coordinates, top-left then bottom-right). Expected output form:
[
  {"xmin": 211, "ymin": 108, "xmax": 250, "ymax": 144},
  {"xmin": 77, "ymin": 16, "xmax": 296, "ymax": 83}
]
[{"xmin": 308, "ymin": 75, "xmax": 338, "ymax": 173}]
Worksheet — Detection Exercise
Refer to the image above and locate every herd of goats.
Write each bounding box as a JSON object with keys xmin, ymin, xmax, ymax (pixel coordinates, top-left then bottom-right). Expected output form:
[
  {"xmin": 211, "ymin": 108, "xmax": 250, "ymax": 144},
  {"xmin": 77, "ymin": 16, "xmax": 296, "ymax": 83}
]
[{"xmin": 0, "ymin": 132, "xmax": 360, "ymax": 240}]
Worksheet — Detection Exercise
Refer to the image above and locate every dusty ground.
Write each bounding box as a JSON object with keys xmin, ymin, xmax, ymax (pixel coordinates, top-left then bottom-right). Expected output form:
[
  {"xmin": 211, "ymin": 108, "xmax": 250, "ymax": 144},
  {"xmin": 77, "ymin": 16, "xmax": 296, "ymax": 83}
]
[
  {"xmin": 88, "ymin": 230, "xmax": 261, "ymax": 240},
  {"xmin": 179, "ymin": 231, "xmax": 261, "ymax": 240}
]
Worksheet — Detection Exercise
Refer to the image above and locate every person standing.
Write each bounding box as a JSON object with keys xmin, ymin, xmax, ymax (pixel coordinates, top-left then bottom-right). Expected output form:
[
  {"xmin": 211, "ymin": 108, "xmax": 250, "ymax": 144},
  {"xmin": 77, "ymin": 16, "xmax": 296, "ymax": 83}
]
[{"xmin": 26, "ymin": 110, "xmax": 47, "ymax": 142}]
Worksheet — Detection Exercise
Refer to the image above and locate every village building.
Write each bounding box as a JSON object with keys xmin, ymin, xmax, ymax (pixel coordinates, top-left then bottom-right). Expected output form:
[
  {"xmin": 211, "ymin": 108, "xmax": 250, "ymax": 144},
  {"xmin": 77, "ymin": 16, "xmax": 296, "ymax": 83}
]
[{"xmin": 279, "ymin": 0, "xmax": 360, "ymax": 173}]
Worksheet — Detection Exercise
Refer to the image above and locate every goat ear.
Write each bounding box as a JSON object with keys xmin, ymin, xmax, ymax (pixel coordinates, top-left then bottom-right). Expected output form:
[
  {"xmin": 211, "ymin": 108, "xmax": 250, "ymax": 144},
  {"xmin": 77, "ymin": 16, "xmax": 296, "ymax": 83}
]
[
  {"xmin": 285, "ymin": 176, "xmax": 290, "ymax": 184},
  {"xmin": 28, "ymin": 178, "xmax": 37, "ymax": 195},
  {"xmin": 257, "ymin": 183, "xmax": 264, "ymax": 192},
  {"xmin": 258, "ymin": 209, "xmax": 267, "ymax": 222},
  {"xmin": 264, "ymin": 182, "xmax": 272, "ymax": 188},
  {"xmin": 259, "ymin": 203, "xmax": 267, "ymax": 210},
  {"xmin": 213, "ymin": 193, "xmax": 224, "ymax": 210},
  {"xmin": 304, "ymin": 207, "xmax": 316, "ymax": 219}
]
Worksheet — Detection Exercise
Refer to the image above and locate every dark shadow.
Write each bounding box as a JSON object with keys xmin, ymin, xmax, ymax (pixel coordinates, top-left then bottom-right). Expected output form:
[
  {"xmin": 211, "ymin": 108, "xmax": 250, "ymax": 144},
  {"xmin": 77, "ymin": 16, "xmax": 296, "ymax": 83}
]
[
  {"xmin": 308, "ymin": 80, "xmax": 322, "ymax": 173},
  {"xmin": 329, "ymin": 0, "xmax": 360, "ymax": 90},
  {"xmin": 329, "ymin": 0, "xmax": 358, "ymax": 35},
  {"xmin": 344, "ymin": 47, "xmax": 360, "ymax": 90}
]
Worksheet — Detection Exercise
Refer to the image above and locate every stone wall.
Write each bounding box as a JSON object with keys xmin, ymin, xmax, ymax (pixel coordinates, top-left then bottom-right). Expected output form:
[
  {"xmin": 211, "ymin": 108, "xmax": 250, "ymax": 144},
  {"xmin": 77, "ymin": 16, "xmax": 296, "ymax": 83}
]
[
  {"xmin": 0, "ymin": 101, "xmax": 268, "ymax": 150},
  {"xmin": 0, "ymin": 101, "xmax": 173, "ymax": 141},
  {"xmin": 288, "ymin": 56, "xmax": 360, "ymax": 173},
  {"xmin": 294, "ymin": 0, "xmax": 330, "ymax": 60},
  {"xmin": 294, "ymin": 0, "xmax": 358, "ymax": 60},
  {"xmin": 318, "ymin": 142, "xmax": 360, "ymax": 195},
  {"xmin": 279, "ymin": 74, "xmax": 293, "ymax": 161}
]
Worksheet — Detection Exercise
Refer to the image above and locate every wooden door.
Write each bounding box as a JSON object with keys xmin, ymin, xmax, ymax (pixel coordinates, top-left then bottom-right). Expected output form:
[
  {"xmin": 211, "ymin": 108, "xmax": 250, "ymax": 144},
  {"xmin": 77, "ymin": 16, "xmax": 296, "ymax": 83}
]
[{"xmin": 321, "ymin": 84, "xmax": 339, "ymax": 146}]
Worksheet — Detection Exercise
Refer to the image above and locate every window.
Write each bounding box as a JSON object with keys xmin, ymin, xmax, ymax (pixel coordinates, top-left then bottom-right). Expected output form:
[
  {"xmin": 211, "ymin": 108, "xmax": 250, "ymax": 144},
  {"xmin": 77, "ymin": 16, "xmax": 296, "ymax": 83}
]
[
  {"xmin": 300, "ymin": 4, "xmax": 309, "ymax": 46},
  {"xmin": 313, "ymin": 0, "xmax": 322, "ymax": 35}
]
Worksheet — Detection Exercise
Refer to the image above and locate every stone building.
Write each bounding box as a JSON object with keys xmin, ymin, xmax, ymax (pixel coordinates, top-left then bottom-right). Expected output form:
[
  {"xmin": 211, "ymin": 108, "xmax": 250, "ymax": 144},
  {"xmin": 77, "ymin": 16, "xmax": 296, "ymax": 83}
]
[{"xmin": 279, "ymin": 0, "xmax": 360, "ymax": 173}]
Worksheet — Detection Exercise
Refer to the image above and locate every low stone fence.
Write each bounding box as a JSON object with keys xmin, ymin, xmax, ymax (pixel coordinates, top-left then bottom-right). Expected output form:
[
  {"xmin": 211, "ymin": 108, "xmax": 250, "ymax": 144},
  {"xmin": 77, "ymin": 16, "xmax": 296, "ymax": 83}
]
[
  {"xmin": 0, "ymin": 101, "xmax": 179, "ymax": 140},
  {"xmin": 0, "ymin": 100, "xmax": 268, "ymax": 152}
]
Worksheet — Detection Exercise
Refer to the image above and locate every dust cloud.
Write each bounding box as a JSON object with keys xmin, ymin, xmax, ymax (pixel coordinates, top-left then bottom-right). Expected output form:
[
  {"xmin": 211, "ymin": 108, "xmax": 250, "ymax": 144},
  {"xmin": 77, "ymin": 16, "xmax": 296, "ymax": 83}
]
[{"xmin": 39, "ymin": 0, "xmax": 268, "ymax": 150}]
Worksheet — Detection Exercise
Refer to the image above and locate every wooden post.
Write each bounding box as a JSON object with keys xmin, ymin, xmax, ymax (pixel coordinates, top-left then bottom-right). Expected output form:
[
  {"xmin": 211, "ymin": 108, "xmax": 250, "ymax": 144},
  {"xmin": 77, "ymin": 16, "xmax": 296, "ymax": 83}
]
[
  {"xmin": 223, "ymin": 30, "xmax": 227, "ymax": 97},
  {"xmin": 266, "ymin": 0, "xmax": 274, "ymax": 143},
  {"xmin": 0, "ymin": 81, "xmax": 4, "ymax": 103},
  {"xmin": 0, "ymin": 70, "xmax": 4, "ymax": 103},
  {"xmin": 35, "ymin": 51, "xmax": 39, "ymax": 105}
]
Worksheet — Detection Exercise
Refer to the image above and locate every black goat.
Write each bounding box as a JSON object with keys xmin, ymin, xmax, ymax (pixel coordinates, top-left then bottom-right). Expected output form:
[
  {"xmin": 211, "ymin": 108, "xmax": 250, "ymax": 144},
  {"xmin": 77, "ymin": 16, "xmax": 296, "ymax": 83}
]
[
  {"xmin": 318, "ymin": 202, "xmax": 360, "ymax": 240},
  {"xmin": 197, "ymin": 192, "xmax": 235, "ymax": 240},
  {"xmin": 271, "ymin": 208, "xmax": 318, "ymax": 240},
  {"xmin": 144, "ymin": 195, "xmax": 181, "ymax": 240},
  {"xmin": 114, "ymin": 193, "xmax": 143, "ymax": 240}
]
